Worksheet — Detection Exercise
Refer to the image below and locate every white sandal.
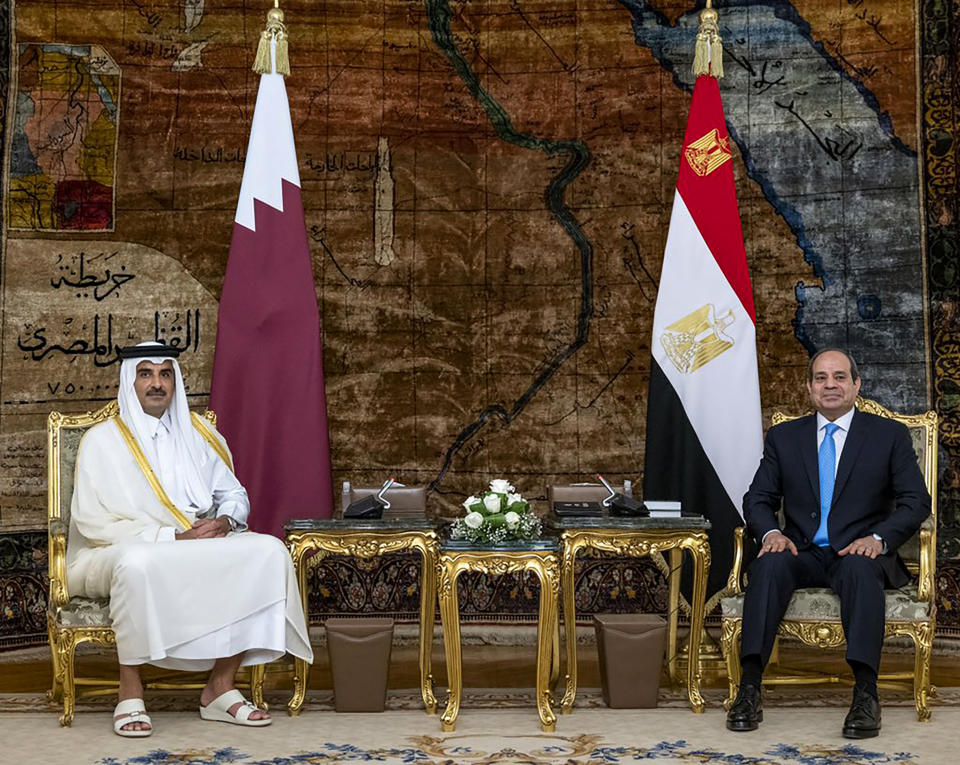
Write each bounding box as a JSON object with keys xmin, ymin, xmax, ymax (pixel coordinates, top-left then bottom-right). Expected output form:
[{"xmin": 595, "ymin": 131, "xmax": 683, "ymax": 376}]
[
  {"xmin": 199, "ymin": 689, "xmax": 271, "ymax": 727},
  {"xmin": 113, "ymin": 698, "xmax": 152, "ymax": 737}
]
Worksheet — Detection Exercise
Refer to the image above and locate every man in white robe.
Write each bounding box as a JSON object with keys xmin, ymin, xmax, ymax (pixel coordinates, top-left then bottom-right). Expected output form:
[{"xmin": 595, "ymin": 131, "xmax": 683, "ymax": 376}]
[{"xmin": 67, "ymin": 342, "xmax": 313, "ymax": 735}]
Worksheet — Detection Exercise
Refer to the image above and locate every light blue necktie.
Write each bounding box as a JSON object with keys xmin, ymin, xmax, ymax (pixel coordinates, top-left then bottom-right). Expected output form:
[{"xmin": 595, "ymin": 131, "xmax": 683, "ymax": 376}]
[{"xmin": 813, "ymin": 423, "xmax": 840, "ymax": 547}]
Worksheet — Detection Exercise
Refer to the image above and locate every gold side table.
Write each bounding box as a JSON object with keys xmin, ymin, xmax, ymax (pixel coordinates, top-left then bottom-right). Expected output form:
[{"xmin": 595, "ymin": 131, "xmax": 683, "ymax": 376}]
[
  {"xmin": 284, "ymin": 518, "xmax": 439, "ymax": 716},
  {"xmin": 437, "ymin": 538, "xmax": 560, "ymax": 732},
  {"xmin": 548, "ymin": 515, "xmax": 712, "ymax": 714}
]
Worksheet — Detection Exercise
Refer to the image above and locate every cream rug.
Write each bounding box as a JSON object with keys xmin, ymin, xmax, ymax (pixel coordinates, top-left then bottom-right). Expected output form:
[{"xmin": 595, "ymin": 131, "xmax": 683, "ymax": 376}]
[{"xmin": 2, "ymin": 689, "xmax": 954, "ymax": 764}]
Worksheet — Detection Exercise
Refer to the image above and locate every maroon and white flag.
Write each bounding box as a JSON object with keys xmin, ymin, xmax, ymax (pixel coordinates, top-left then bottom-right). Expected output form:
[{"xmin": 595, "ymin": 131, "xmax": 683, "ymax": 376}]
[
  {"xmin": 210, "ymin": 33, "xmax": 333, "ymax": 536},
  {"xmin": 643, "ymin": 73, "xmax": 762, "ymax": 598}
]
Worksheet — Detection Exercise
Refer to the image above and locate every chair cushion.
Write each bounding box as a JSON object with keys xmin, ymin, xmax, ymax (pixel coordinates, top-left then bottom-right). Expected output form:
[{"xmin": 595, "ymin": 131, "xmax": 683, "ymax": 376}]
[
  {"xmin": 721, "ymin": 586, "xmax": 929, "ymax": 622},
  {"xmin": 55, "ymin": 596, "xmax": 112, "ymax": 627}
]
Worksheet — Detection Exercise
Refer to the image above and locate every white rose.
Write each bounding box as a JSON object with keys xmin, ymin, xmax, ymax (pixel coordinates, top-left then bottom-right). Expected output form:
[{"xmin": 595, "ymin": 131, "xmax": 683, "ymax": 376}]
[
  {"xmin": 489, "ymin": 479, "xmax": 514, "ymax": 494},
  {"xmin": 482, "ymin": 494, "xmax": 502, "ymax": 514},
  {"xmin": 462, "ymin": 495, "xmax": 479, "ymax": 511},
  {"xmin": 506, "ymin": 492, "xmax": 523, "ymax": 506},
  {"xmin": 504, "ymin": 511, "xmax": 520, "ymax": 529},
  {"xmin": 464, "ymin": 511, "xmax": 484, "ymax": 529}
]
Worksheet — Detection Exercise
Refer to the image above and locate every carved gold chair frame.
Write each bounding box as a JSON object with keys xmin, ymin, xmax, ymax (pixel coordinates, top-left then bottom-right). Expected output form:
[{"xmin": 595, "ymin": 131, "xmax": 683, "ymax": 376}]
[
  {"xmin": 47, "ymin": 402, "xmax": 264, "ymax": 726},
  {"xmin": 719, "ymin": 397, "xmax": 938, "ymax": 721}
]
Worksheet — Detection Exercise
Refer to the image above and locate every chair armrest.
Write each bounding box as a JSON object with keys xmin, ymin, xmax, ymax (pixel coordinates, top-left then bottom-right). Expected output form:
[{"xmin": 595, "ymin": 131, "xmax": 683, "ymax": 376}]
[
  {"xmin": 48, "ymin": 523, "xmax": 70, "ymax": 609},
  {"xmin": 726, "ymin": 526, "xmax": 747, "ymax": 595}
]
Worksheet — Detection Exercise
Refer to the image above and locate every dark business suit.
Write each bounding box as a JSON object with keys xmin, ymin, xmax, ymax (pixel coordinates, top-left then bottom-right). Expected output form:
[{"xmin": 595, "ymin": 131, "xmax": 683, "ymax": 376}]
[{"xmin": 740, "ymin": 408, "xmax": 930, "ymax": 671}]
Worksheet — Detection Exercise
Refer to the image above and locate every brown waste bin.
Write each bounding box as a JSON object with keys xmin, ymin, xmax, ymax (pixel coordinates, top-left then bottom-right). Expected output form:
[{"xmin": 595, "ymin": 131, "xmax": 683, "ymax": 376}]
[
  {"xmin": 325, "ymin": 617, "xmax": 394, "ymax": 712},
  {"xmin": 594, "ymin": 613, "xmax": 666, "ymax": 708}
]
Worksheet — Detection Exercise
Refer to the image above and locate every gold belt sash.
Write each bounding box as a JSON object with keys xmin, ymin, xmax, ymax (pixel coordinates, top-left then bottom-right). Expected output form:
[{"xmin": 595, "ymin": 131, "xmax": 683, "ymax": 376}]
[{"xmin": 112, "ymin": 414, "xmax": 237, "ymax": 531}]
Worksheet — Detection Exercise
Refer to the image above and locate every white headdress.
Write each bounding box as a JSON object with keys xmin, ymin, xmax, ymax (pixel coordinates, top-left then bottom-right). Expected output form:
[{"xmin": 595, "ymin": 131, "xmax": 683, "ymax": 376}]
[{"xmin": 117, "ymin": 341, "xmax": 213, "ymax": 510}]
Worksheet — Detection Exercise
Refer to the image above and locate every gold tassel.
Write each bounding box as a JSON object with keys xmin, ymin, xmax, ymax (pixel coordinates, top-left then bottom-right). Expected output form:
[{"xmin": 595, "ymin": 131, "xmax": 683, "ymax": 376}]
[
  {"xmin": 253, "ymin": 31, "xmax": 272, "ymax": 75},
  {"xmin": 275, "ymin": 32, "xmax": 290, "ymax": 76},
  {"xmin": 710, "ymin": 33, "xmax": 724, "ymax": 79},
  {"xmin": 251, "ymin": 3, "xmax": 290, "ymax": 76},
  {"xmin": 691, "ymin": 0, "xmax": 723, "ymax": 80}
]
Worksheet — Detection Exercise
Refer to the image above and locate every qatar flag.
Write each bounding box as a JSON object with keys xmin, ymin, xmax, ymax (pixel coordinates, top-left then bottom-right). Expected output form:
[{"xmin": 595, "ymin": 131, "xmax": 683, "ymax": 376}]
[
  {"xmin": 210, "ymin": 37, "xmax": 333, "ymax": 536},
  {"xmin": 643, "ymin": 74, "xmax": 763, "ymax": 599}
]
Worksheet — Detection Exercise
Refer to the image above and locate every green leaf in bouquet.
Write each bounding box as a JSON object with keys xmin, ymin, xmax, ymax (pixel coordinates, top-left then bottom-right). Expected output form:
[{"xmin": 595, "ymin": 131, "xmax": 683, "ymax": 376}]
[
  {"xmin": 484, "ymin": 512, "xmax": 507, "ymax": 528},
  {"xmin": 507, "ymin": 500, "xmax": 529, "ymax": 513}
]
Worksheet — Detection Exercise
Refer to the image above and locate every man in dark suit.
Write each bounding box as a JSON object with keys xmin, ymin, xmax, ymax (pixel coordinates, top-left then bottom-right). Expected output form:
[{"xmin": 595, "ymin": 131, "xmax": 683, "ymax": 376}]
[{"xmin": 726, "ymin": 349, "xmax": 930, "ymax": 738}]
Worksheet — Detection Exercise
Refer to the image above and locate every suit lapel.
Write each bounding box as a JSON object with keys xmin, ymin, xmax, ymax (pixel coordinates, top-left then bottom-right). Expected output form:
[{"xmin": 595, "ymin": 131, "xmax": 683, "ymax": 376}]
[
  {"xmin": 799, "ymin": 414, "xmax": 820, "ymax": 504},
  {"xmin": 832, "ymin": 408, "xmax": 867, "ymax": 505}
]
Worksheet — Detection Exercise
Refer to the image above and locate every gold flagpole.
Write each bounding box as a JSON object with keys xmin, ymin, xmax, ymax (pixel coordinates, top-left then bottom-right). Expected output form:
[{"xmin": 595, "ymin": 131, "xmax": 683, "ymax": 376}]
[
  {"xmin": 692, "ymin": 0, "xmax": 724, "ymax": 79},
  {"xmin": 253, "ymin": 0, "xmax": 290, "ymax": 76}
]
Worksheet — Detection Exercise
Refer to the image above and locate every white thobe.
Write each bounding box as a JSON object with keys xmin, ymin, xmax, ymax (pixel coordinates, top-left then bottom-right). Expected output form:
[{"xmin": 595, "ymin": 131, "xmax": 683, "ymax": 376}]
[{"xmin": 66, "ymin": 418, "xmax": 313, "ymax": 670}]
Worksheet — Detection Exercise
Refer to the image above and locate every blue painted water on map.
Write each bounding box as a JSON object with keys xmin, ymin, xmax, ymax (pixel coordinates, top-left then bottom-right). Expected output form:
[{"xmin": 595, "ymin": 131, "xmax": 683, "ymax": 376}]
[{"xmin": 620, "ymin": 0, "xmax": 926, "ymax": 410}]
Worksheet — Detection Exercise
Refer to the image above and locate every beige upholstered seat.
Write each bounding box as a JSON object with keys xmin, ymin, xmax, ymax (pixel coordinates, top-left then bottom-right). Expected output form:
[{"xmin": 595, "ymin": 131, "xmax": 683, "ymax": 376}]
[
  {"xmin": 47, "ymin": 402, "xmax": 264, "ymax": 725},
  {"xmin": 719, "ymin": 397, "xmax": 938, "ymax": 721}
]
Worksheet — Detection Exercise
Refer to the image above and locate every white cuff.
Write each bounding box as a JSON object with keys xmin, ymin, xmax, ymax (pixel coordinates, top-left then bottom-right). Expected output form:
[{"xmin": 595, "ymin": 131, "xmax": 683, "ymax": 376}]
[{"xmin": 157, "ymin": 526, "xmax": 177, "ymax": 542}]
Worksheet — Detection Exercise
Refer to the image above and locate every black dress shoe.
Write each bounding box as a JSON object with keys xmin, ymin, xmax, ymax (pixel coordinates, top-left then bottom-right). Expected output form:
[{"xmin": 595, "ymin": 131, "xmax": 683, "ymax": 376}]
[
  {"xmin": 843, "ymin": 685, "xmax": 881, "ymax": 739},
  {"xmin": 726, "ymin": 683, "xmax": 763, "ymax": 731}
]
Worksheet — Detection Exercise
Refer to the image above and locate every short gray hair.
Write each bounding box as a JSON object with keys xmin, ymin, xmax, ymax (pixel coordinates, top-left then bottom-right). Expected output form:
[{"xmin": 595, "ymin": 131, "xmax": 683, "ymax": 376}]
[{"xmin": 808, "ymin": 348, "xmax": 860, "ymax": 382}]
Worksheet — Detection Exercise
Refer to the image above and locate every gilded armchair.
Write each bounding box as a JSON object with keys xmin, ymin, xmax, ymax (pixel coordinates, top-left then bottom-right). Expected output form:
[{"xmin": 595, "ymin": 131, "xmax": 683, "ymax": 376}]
[
  {"xmin": 719, "ymin": 397, "xmax": 938, "ymax": 721},
  {"xmin": 47, "ymin": 402, "xmax": 264, "ymax": 726}
]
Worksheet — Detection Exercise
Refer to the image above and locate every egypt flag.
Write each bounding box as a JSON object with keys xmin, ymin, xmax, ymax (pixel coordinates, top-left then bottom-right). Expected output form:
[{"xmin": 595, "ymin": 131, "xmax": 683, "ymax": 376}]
[
  {"xmin": 643, "ymin": 73, "xmax": 763, "ymax": 599},
  {"xmin": 210, "ymin": 14, "xmax": 333, "ymax": 537}
]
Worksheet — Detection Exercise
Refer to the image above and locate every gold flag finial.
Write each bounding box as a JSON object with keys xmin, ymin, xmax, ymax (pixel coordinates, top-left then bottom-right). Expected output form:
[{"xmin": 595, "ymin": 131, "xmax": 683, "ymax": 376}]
[
  {"xmin": 692, "ymin": 0, "xmax": 724, "ymax": 79},
  {"xmin": 253, "ymin": 1, "xmax": 290, "ymax": 76}
]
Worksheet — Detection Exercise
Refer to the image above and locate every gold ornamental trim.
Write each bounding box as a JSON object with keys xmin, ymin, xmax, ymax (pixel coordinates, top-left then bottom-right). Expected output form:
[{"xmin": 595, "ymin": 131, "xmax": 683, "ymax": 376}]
[
  {"xmin": 190, "ymin": 412, "xmax": 235, "ymax": 472},
  {"xmin": 111, "ymin": 416, "xmax": 192, "ymax": 530},
  {"xmin": 684, "ymin": 128, "xmax": 732, "ymax": 176}
]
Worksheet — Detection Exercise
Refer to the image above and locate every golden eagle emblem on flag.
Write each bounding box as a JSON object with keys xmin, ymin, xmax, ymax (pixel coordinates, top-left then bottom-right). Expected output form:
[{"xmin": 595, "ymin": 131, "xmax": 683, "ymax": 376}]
[
  {"xmin": 684, "ymin": 129, "xmax": 732, "ymax": 177},
  {"xmin": 660, "ymin": 303, "xmax": 735, "ymax": 374}
]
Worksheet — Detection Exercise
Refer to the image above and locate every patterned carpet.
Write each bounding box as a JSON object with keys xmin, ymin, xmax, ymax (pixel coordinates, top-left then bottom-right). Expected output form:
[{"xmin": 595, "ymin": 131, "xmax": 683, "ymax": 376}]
[{"xmin": 3, "ymin": 689, "xmax": 955, "ymax": 764}]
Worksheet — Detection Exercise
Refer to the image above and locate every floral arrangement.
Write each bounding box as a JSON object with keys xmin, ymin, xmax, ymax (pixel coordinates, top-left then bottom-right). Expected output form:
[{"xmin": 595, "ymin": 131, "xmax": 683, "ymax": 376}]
[{"xmin": 449, "ymin": 479, "xmax": 542, "ymax": 544}]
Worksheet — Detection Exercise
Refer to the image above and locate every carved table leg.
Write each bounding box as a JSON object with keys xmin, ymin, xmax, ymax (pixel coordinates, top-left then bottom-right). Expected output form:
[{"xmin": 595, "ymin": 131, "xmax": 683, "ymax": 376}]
[
  {"xmin": 666, "ymin": 547, "xmax": 681, "ymax": 687},
  {"xmin": 534, "ymin": 559, "xmax": 558, "ymax": 732},
  {"xmin": 560, "ymin": 541, "xmax": 578, "ymax": 713},
  {"xmin": 438, "ymin": 558, "xmax": 463, "ymax": 732},
  {"xmin": 287, "ymin": 539, "xmax": 313, "ymax": 717},
  {"xmin": 685, "ymin": 542, "xmax": 709, "ymax": 713},
  {"xmin": 550, "ymin": 610, "xmax": 561, "ymax": 698},
  {"xmin": 417, "ymin": 541, "xmax": 438, "ymax": 715}
]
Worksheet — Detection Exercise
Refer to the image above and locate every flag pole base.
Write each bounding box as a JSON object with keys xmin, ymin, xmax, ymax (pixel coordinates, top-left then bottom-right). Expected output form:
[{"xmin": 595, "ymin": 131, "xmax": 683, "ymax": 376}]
[{"xmin": 675, "ymin": 626, "xmax": 728, "ymax": 684}]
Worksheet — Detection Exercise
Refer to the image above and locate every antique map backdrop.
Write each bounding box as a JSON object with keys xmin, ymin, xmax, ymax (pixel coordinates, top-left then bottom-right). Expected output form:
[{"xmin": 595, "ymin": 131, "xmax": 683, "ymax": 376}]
[{"xmin": 0, "ymin": 0, "xmax": 958, "ymax": 647}]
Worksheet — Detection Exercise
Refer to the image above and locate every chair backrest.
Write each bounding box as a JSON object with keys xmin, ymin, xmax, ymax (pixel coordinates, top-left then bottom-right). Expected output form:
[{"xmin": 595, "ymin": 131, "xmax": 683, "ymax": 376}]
[
  {"xmin": 47, "ymin": 404, "xmax": 218, "ymax": 606},
  {"xmin": 771, "ymin": 397, "xmax": 938, "ymax": 582},
  {"xmin": 342, "ymin": 485, "xmax": 427, "ymax": 517}
]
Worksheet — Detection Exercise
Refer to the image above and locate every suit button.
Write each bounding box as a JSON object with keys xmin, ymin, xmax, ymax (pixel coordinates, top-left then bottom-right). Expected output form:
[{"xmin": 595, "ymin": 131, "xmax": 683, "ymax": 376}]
[
  {"xmin": 802, "ymin": 537, "xmax": 809, "ymax": 544},
  {"xmin": 810, "ymin": 512, "xmax": 817, "ymax": 519}
]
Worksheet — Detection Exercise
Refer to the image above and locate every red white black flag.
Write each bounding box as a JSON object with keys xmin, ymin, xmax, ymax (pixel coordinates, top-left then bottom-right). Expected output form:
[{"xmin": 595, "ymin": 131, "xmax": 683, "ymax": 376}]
[{"xmin": 643, "ymin": 70, "xmax": 763, "ymax": 598}]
